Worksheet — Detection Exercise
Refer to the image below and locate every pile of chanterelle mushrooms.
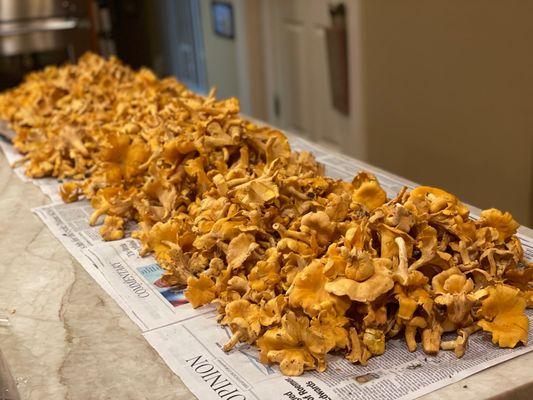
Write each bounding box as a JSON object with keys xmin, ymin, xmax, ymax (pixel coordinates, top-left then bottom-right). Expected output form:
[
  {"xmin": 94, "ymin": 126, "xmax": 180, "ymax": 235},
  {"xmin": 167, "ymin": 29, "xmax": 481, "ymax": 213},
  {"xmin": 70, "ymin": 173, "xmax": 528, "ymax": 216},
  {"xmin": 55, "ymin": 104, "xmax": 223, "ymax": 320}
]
[{"xmin": 1, "ymin": 53, "xmax": 531, "ymax": 376}]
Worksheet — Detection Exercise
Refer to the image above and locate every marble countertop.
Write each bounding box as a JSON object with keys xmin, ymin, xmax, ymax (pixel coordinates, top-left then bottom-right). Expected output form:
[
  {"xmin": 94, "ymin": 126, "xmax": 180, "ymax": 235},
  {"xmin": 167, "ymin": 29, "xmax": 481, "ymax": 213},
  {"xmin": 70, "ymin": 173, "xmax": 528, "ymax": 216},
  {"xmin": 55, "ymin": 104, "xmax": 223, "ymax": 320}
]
[{"xmin": 0, "ymin": 152, "xmax": 531, "ymax": 400}]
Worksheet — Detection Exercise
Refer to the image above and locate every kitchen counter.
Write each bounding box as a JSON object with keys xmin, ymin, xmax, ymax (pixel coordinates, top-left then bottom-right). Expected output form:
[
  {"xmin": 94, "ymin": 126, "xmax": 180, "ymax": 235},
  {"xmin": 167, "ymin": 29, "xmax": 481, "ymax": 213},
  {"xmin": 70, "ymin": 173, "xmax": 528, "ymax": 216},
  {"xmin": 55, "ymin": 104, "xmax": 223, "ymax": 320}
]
[
  {"xmin": 0, "ymin": 151, "xmax": 531, "ymax": 400},
  {"xmin": 0, "ymin": 153, "xmax": 188, "ymax": 399}
]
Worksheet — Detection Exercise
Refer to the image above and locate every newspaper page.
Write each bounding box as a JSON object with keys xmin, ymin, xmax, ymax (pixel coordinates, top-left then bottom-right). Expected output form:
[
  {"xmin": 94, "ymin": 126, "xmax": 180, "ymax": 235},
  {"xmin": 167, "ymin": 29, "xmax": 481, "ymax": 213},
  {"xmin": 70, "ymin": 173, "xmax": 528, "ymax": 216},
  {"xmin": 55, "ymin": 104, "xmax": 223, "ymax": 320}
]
[
  {"xmin": 145, "ymin": 308, "xmax": 533, "ymax": 400},
  {"xmin": 2, "ymin": 127, "xmax": 533, "ymax": 399}
]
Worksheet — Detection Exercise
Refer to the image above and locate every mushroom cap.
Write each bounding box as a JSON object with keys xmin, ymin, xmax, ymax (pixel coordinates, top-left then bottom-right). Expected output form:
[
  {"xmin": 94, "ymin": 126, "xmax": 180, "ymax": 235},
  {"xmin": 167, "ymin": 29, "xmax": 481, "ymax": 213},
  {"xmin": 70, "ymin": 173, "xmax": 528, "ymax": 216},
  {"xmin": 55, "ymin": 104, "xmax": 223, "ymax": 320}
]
[
  {"xmin": 325, "ymin": 259, "xmax": 394, "ymax": 302},
  {"xmin": 288, "ymin": 260, "xmax": 350, "ymax": 317},
  {"xmin": 475, "ymin": 285, "xmax": 528, "ymax": 348},
  {"xmin": 478, "ymin": 208, "xmax": 520, "ymax": 242},
  {"xmin": 184, "ymin": 274, "xmax": 216, "ymax": 308}
]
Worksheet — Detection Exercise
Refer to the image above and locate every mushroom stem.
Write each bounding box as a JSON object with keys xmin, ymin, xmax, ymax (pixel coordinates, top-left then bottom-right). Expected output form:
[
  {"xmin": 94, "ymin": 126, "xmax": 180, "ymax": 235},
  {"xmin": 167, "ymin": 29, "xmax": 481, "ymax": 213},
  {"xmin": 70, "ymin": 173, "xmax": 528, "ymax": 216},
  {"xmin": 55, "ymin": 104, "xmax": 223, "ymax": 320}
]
[
  {"xmin": 286, "ymin": 186, "xmax": 308, "ymax": 200},
  {"xmin": 405, "ymin": 316, "xmax": 427, "ymax": 352},
  {"xmin": 394, "ymin": 236, "xmax": 409, "ymax": 283},
  {"xmin": 139, "ymin": 149, "xmax": 161, "ymax": 170},
  {"xmin": 458, "ymin": 241, "xmax": 472, "ymax": 265},
  {"xmin": 441, "ymin": 324, "xmax": 481, "ymax": 357},
  {"xmin": 223, "ymin": 330, "xmax": 244, "ymax": 352},
  {"xmin": 345, "ymin": 328, "xmax": 370, "ymax": 365},
  {"xmin": 273, "ymin": 223, "xmax": 309, "ymax": 243},
  {"xmin": 228, "ymin": 177, "xmax": 252, "ymax": 188},
  {"xmin": 89, "ymin": 206, "xmax": 108, "ymax": 226},
  {"xmin": 422, "ymin": 322, "xmax": 443, "ymax": 355}
]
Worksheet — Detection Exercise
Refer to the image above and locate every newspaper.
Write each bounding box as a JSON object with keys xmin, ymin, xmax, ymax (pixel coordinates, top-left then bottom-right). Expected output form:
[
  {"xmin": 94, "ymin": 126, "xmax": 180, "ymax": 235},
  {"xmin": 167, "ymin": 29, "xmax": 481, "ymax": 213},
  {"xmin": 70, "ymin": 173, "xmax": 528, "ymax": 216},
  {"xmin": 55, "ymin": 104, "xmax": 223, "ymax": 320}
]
[
  {"xmin": 1, "ymin": 125, "xmax": 533, "ymax": 399},
  {"xmin": 145, "ymin": 309, "xmax": 533, "ymax": 400}
]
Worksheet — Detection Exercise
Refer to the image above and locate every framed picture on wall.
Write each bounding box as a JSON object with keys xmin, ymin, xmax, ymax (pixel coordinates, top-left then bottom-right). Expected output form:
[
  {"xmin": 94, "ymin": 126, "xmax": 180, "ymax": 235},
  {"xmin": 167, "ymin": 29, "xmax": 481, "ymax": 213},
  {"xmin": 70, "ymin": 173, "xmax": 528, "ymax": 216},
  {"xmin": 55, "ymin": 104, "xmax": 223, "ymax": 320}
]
[{"xmin": 211, "ymin": 1, "xmax": 234, "ymax": 39}]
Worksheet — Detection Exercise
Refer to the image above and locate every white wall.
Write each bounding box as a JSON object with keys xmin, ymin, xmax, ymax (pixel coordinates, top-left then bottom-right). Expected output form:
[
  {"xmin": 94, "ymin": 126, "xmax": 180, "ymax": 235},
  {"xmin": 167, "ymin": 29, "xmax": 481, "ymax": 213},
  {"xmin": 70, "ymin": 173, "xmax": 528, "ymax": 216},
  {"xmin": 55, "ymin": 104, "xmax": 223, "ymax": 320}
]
[
  {"xmin": 199, "ymin": 0, "xmax": 239, "ymax": 99},
  {"xmin": 198, "ymin": 0, "xmax": 267, "ymax": 118}
]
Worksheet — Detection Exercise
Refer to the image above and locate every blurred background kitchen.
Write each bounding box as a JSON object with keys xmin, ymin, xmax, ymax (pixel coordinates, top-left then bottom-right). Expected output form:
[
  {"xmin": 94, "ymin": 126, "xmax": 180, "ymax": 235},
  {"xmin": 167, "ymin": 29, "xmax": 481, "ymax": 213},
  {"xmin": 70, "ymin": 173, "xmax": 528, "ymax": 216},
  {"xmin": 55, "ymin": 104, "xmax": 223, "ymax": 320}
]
[{"xmin": 0, "ymin": 0, "xmax": 531, "ymax": 226}]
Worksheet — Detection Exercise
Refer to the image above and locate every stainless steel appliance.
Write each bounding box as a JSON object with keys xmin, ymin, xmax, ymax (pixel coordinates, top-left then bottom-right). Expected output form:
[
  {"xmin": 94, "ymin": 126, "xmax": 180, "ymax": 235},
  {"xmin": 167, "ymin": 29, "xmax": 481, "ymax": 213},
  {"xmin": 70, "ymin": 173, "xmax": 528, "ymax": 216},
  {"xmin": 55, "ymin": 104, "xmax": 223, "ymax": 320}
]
[{"xmin": 0, "ymin": 0, "xmax": 94, "ymax": 89}]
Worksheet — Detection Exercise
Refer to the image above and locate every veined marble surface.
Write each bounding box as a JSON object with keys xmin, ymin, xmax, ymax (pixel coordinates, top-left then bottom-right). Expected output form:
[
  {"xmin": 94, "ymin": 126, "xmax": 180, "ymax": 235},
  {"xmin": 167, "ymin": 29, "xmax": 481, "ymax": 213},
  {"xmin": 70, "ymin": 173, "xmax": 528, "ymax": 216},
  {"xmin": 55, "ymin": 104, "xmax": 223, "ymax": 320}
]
[
  {"xmin": 0, "ymin": 153, "xmax": 191, "ymax": 399},
  {"xmin": 0, "ymin": 151, "xmax": 531, "ymax": 400}
]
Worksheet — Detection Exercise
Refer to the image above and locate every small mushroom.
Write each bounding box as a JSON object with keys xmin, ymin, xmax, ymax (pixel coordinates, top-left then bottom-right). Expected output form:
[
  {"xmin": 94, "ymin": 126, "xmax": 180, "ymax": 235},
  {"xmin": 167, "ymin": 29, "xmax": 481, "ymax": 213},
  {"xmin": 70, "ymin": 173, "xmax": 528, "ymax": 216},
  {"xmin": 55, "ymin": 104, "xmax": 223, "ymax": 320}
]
[
  {"xmin": 99, "ymin": 215, "xmax": 125, "ymax": 241},
  {"xmin": 351, "ymin": 172, "xmax": 387, "ymax": 211},
  {"xmin": 184, "ymin": 274, "xmax": 216, "ymax": 308},
  {"xmin": 478, "ymin": 208, "xmax": 519, "ymax": 242},
  {"xmin": 60, "ymin": 181, "xmax": 82, "ymax": 203},
  {"xmin": 221, "ymin": 299, "xmax": 261, "ymax": 351},
  {"xmin": 471, "ymin": 284, "xmax": 528, "ymax": 348},
  {"xmin": 440, "ymin": 324, "xmax": 481, "ymax": 357}
]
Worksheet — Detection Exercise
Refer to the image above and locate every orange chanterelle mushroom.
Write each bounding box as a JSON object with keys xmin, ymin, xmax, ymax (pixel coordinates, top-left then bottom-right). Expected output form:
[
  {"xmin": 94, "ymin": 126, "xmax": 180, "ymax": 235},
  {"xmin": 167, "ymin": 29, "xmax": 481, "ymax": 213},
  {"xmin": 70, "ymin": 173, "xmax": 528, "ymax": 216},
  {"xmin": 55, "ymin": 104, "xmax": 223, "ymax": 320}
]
[{"xmin": 1, "ymin": 53, "xmax": 531, "ymax": 375}]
